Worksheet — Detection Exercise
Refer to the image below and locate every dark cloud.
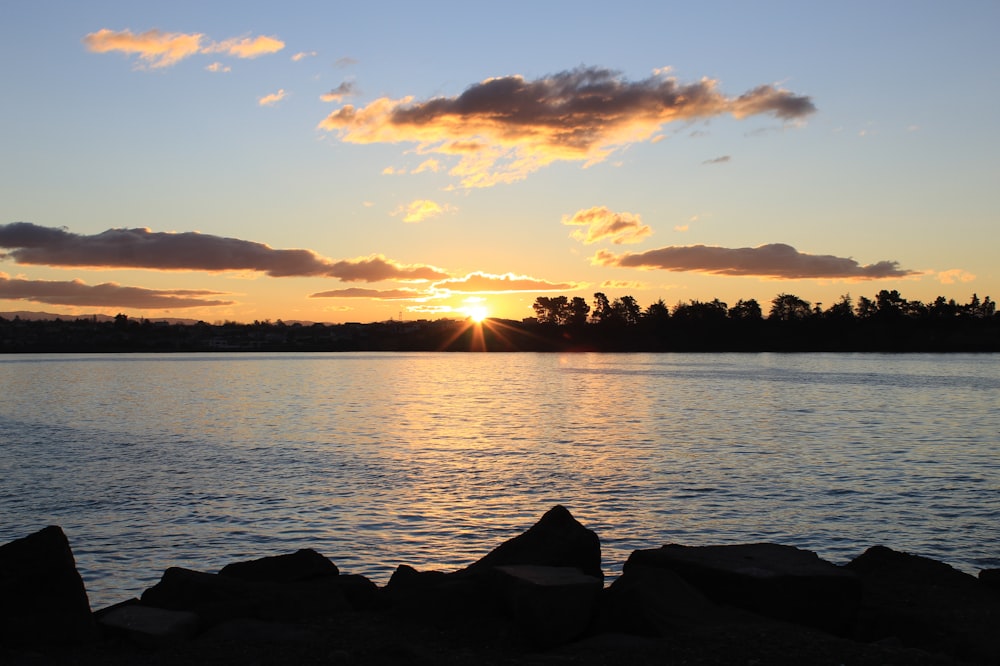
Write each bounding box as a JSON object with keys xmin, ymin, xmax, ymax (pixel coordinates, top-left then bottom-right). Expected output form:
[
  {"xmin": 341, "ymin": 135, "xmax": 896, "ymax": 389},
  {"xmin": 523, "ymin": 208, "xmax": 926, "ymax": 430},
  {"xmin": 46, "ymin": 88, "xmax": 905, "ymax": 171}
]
[
  {"xmin": 0, "ymin": 274, "xmax": 232, "ymax": 308},
  {"xmin": 703, "ymin": 155, "xmax": 731, "ymax": 165},
  {"xmin": 0, "ymin": 223, "xmax": 449, "ymax": 282},
  {"xmin": 310, "ymin": 287, "xmax": 423, "ymax": 299},
  {"xmin": 319, "ymin": 66, "xmax": 815, "ymax": 187},
  {"xmin": 593, "ymin": 243, "xmax": 918, "ymax": 279},
  {"xmin": 321, "ymin": 81, "xmax": 356, "ymax": 102}
]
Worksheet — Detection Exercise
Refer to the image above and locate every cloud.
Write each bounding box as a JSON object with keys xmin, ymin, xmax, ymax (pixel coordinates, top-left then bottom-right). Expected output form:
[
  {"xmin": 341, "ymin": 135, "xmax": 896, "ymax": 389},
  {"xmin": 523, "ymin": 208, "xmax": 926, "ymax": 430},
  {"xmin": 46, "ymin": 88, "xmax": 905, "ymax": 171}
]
[
  {"xmin": 591, "ymin": 243, "xmax": 918, "ymax": 280},
  {"xmin": 393, "ymin": 199, "xmax": 454, "ymax": 223},
  {"xmin": 205, "ymin": 62, "xmax": 231, "ymax": 73},
  {"xmin": 601, "ymin": 280, "xmax": 647, "ymax": 289},
  {"xmin": 334, "ymin": 56, "xmax": 358, "ymax": 68},
  {"xmin": 320, "ymin": 81, "xmax": 356, "ymax": 102},
  {"xmin": 0, "ymin": 222, "xmax": 449, "ymax": 282},
  {"xmin": 292, "ymin": 51, "xmax": 317, "ymax": 62},
  {"xmin": 703, "ymin": 155, "xmax": 731, "ymax": 164},
  {"xmin": 0, "ymin": 274, "xmax": 232, "ymax": 309},
  {"xmin": 83, "ymin": 28, "xmax": 204, "ymax": 69},
  {"xmin": 258, "ymin": 89, "xmax": 287, "ymax": 106},
  {"xmin": 563, "ymin": 206, "xmax": 652, "ymax": 245},
  {"xmin": 83, "ymin": 28, "xmax": 284, "ymax": 69},
  {"xmin": 318, "ymin": 66, "xmax": 815, "ymax": 187},
  {"xmin": 205, "ymin": 35, "xmax": 284, "ymax": 59},
  {"xmin": 434, "ymin": 272, "xmax": 578, "ymax": 293},
  {"xmin": 310, "ymin": 287, "xmax": 423, "ymax": 299},
  {"xmin": 412, "ymin": 159, "xmax": 441, "ymax": 174},
  {"xmin": 937, "ymin": 269, "xmax": 975, "ymax": 284}
]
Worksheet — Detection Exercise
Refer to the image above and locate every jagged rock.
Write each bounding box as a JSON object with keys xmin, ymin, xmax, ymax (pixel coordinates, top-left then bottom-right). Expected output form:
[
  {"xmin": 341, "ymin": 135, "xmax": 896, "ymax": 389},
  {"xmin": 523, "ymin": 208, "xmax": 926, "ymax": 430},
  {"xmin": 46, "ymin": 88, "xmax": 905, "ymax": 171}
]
[
  {"xmin": 96, "ymin": 602, "xmax": 199, "ymax": 646},
  {"xmin": 979, "ymin": 568, "xmax": 1000, "ymax": 592},
  {"xmin": 626, "ymin": 542, "xmax": 860, "ymax": 635},
  {"xmin": 601, "ymin": 562, "xmax": 722, "ymax": 636},
  {"xmin": 219, "ymin": 548, "xmax": 339, "ymax": 583},
  {"xmin": 846, "ymin": 545, "xmax": 1000, "ymax": 664},
  {"xmin": 140, "ymin": 566, "xmax": 351, "ymax": 628},
  {"xmin": 460, "ymin": 505, "xmax": 603, "ymax": 579},
  {"xmin": 490, "ymin": 564, "xmax": 603, "ymax": 648},
  {"xmin": 0, "ymin": 525, "xmax": 97, "ymax": 646}
]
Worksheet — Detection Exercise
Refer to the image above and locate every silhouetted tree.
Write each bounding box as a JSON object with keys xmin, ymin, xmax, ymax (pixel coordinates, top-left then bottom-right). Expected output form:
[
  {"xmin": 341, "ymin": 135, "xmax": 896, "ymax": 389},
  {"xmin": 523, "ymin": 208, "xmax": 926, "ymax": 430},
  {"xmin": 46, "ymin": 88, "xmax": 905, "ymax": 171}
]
[
  {"xmin": 567, "ymin": 296, "xmax": 590, "ymax": 325},
  {"xmin": 644, "ymin": 299, "xmax": 670, "ymax": 323},
  {"xmin": 825, "ymin": 294, "xmax": 855, "ymax": 320},
  {"xmin": 533, "ymin": 296, "xmax": 570, "ymax": 324},
  {"xmin": 768, "ymin": 294, "xmax": 812, "ymax": 321},
  {"xmin": 673, "ymin": 299, "xmax": 728, "ymax": 322},
  {"xmin": 613, "ymin": 295, "xmax": 642, "ymax": 325},
  {"xmin": 591, "ymin": 292, "xmax": 612, "ymax": 324},
  {"xmin": 728, "ymin": 299, "xmax": 762, "ymax": 320}
]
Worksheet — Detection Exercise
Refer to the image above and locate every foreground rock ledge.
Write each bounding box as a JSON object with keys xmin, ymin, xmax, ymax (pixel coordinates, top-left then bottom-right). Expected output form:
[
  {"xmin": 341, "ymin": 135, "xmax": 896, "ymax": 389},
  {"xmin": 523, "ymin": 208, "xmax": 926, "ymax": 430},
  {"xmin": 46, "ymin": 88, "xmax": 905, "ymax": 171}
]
[{"xmin": 2, "ymin": 507, "xmax": 997, "ymax": 665}]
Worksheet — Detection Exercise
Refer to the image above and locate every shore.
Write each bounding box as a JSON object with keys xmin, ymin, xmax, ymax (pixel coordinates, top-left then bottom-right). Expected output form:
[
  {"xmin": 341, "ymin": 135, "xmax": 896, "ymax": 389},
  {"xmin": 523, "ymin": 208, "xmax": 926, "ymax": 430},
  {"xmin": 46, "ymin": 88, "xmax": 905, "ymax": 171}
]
[{"xmin": 2, "ymin": 506, "xmax": 997, "ymax": 665}]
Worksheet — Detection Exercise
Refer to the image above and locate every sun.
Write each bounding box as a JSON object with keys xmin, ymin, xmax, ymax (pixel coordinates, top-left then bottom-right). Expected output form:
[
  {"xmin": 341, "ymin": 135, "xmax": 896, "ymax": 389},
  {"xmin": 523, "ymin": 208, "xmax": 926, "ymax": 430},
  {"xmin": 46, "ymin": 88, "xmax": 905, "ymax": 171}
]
[{"xmin": 467, "ymin": 305, "xmax": 489, "ymax": 323}]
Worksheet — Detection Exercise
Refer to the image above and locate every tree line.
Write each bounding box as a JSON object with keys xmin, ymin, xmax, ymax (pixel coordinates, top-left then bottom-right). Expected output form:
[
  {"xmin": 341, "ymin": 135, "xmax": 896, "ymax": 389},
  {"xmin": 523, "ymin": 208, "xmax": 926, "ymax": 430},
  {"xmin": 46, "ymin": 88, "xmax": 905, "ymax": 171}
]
[{"xmin": 533, "ymin": 290, "xmax": 996, "ymax": 325}]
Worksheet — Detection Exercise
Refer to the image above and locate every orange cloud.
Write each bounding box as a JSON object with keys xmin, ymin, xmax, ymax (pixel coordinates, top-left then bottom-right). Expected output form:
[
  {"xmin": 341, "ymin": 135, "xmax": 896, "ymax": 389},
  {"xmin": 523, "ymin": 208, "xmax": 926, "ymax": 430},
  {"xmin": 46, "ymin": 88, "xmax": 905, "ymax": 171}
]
[
  {"xmin": 434, "ymin": 272, "xmax": 578, "ymax": 293},
  {"xmin": 292, "ymin": 51, "xmax": 317, "ymax": 62},
  {"xmin": 82, "ymin": 28, "xmax": 203, "ymax": 69},
  {"xmin": 592, "ymin": 243, "xmax": 918, "ymax": 280},
  {"xmin": 563, "ymin": 206, "xmax": 652, "ymax": 245},
  {"xmin": 205, "ymin": 62, "xmax": 231, "ymax": 73},
  {"xmin": 0, "ymin": 223, "xmax": 450, "ymax": 283},
  {"xmin": 0, "ymin": 274, "xmax": 232, "ymax": 309},
  {"xmin": 393, "ymin": 199, "xmax": 454, "ymax": 223},
  {"xmin": 83, "ymin": 28, "xmax": 284, "ymax": 69},
  {"xmin": 937, "ymin": 269, "xmax": 976, "ymax": 284},
  {"xmin": 258, "ymin": 89, "xmax": 287, "ymax": 106},
  {"xmin": 318, "ymin": 66, "xmax": 815, "ymax": 187}
]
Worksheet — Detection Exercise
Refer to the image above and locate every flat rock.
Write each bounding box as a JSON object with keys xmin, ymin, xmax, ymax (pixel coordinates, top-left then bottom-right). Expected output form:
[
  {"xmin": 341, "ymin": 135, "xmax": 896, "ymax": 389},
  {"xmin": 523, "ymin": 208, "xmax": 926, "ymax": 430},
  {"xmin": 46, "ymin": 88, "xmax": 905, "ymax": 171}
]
[
  {"xmin": 219, "ymin": 548, "xmax": 339, "ymax": 583},
  {"xmin": 97, "ymin": 603, "xmax": 199, "ymax": 646},
  {"xmin": 626, "ymin": 542, "xmax": 860, "ymax": 635}
]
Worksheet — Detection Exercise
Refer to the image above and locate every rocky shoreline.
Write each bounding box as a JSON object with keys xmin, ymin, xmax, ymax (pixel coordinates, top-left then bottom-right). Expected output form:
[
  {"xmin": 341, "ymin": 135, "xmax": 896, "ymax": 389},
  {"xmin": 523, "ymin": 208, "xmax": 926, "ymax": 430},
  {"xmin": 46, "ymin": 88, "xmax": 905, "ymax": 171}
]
[{"xmin": 2, "ymin": 506, "xmax": 998, "ymax": 664}]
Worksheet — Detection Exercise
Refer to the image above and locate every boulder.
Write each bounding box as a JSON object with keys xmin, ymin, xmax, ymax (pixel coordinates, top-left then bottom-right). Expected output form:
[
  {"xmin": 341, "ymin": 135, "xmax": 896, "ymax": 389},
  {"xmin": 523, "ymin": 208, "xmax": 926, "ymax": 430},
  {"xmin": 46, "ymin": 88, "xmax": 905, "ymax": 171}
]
[
  {"xmin": 460, "ymin": 505, "xmax": 603, "ymax": 579},
  {"xmin": 385, "ymin": 565, "xmax": 493, "ymax": 618},
  {"xmin": 140, "ymin": 566, "xmax": 350, "ymax": 628},
  {"xmin": 846, "ymin": 545, "xmax": 1000, "ymax": 663},
  {"xmin": 219, "ymin": 548, "xmax": 339, "ymax": 583},
  {"xmin": 96, "ymin": 602, "xmax": 199, "ymax": 646},
  {"xmin": 490, "ymin": 565, "xmax": 603, "ymax": 648},
  {"xmin": 979, "ymin": 568, "xmax": 1000, "ymax": 592},
  {"xmin": 600, "ymin": 563, "xmax": 721, "ymax": 636},
  {"xmin": 0, "ymin": 525, "xmax": 97, "ymax": 646},
  {"xmin": 626, "ymin": 543, "xmax": 860, "ymax": 635}
]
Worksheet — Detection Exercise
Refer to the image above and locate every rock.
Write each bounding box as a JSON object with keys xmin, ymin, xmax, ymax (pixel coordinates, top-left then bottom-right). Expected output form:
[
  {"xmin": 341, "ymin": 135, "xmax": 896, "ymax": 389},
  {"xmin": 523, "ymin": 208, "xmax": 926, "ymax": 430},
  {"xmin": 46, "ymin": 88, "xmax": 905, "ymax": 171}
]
[
  {"xmin": 460, "ymin": 505, "xmax": 603, "ymax": 579},
  {"xmin": 979, "ymin": 568, "xmax": 1000, "ymax": 592},
  {"xmin": 491, "ymin": 564, "xmax": 603, "ymax": 648},
  {"xmin": 846, "ymin": 545, "xmax": 1000, "ymax": 663},
  {"xmin": 626, "ymin": 542, "xmax": 860, "ymax": 635},
  {"xmin": 0, "ymin": 525, "xmax": 97, "ymax": 646},
  {"xmin": 96, "ymin": 602, "xmax": 199, "ymax": 646},
  {"xmin": 219, "ymin": 548, "xmax": 339, "ymax": 583},
  {"xmin": 385, "ymin": 565, "xmax": 493, "ymax": 618},
  {"xmin": 140, "ymin": 566, "xmax": 350, "ymax": 628},
  {"xmin": 601, "ymin": 563, "xmax": 721, "ymax": 636},
  {"xmin": 199, "ymin": 617, "xmax": 318, "ymax": 645}
]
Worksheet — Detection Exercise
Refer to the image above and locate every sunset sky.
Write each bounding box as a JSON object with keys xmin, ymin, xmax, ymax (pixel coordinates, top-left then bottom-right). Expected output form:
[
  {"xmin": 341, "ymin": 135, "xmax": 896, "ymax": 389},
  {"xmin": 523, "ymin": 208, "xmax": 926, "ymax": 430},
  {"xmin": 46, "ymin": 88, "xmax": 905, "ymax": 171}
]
[{"xmin": 2, "ymin": 1, "xmax": 997, "ymax": 324}]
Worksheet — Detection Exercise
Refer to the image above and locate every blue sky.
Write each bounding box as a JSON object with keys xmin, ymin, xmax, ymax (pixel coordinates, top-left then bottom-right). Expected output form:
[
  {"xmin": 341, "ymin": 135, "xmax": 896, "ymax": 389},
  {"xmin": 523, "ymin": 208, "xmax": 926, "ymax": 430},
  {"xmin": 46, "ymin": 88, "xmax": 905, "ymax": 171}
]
[{"xmin": 1, "ymin": 1, "xmax": 997, "ymax": 322}]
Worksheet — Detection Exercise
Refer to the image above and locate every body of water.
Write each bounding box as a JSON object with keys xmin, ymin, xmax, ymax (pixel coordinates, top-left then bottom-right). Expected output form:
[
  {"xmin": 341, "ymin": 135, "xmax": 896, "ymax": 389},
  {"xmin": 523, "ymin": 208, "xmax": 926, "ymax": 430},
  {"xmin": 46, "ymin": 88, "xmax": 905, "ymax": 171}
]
[{"xmin": 1, "ymin": 352, "xmax": 998, "ymax": 608}]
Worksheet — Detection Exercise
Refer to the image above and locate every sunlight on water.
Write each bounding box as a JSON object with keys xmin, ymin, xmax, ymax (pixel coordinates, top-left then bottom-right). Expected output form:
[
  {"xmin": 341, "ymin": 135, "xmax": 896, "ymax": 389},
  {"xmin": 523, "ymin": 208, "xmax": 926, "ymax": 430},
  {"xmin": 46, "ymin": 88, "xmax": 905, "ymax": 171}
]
[{"xmin": 1, "ymin": 352, "xmax": 998, "ymax": 608}]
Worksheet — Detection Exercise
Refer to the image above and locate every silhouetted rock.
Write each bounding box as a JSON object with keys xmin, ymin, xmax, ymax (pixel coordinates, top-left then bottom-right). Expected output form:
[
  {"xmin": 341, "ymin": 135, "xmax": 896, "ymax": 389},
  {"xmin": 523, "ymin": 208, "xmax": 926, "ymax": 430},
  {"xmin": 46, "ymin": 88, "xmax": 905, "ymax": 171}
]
[
  {"xmin": 979, "ymin": 568, "xmax": 1000, "ymax": 592},
  {"xmin": 140, "ymin": 566, "xmax": 351, "ymax": 628},
  {"xmin": 600, "ymin": 562, "xmax": 723, "ymax": 636},
  {"xmin": 460, "ymin": 505, "xmax": 603, "ymax": 579},
  {"xmin": 491, "ymin": 564, "xmax": 603, "ymax": 648},
  {"xmin": 385, "ymin": 564, "xmax": 493, "ymax": 618},
  {"xmin": 96, "ymin": 602, "xmax": 199, "ymax": 646},
  {"xmin": 218, "ymin": 548, "xmax": 339, "ymax": 583},
  {"xmin": 846, "ymin": 545, "xmax": 1000, "ymax": 663},
  {"xmin": 0, "ymin": 525, "xmax": 97, "ymax": 646},
  {"xmin": 626, "ymin": 542, "xmax": 861, "ymax": 635}
]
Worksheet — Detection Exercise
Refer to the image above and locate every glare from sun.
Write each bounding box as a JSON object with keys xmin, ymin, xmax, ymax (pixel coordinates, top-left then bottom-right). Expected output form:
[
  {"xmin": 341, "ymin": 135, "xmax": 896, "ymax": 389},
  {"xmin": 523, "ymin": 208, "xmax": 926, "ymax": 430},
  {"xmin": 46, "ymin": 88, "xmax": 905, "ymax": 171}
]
[{"xmin": 467, "ymin": 305, "xmax": 489, "ymax": 323}]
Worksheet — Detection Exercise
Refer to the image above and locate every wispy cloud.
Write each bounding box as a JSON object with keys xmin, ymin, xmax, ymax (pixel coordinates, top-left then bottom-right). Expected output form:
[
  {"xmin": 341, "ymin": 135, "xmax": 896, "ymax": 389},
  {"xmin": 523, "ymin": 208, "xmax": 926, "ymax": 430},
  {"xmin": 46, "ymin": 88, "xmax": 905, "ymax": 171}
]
[
  {"xmin": 563, "ymin": 206, "xmax": 652, "ymax": 245},
  {"xmin": 937, "ymin": 268, "xmax": 975, "ymax": 284},
  {"xmin": 258, "ymin": 89, "xmax": 287, "ymax": 106},
  {"xmin": 205, "ymin": 62, "xmax": 231, "ymax": 74},
  {"xmin": 83, "ymin": 28, "xmax": 284, "ymax": 69},
  {"xmin": 318, "ymin": 66, "xmax": 815, "ymax": 187},
  {"xmin": 320, "ymin": 81, "xmax": 356, "ymax": 102},
  {"xmin": 0, "ymin": 223, "xmax": 449, "ymax": 282},
  {"xmin": 310, "ymin": 287, "xmax": 423, "ymax": 299},
  {"xmin": 434, "ymin": 272, "xmax": 578, "ymax": 293},
  {"xmin": 703, "ymin": 155, "xmax": 731, "ymax": 165},
  {"xmin": 291, "ymin": 51, "xmax": 317, "ymax": 62},
  {"xmin": 592, "ymin": 243, "xmax": 918, "ymax": 280},
  {"xmin": 393, "ymin": 199, "xmax": 455, "ymax": 223},
  {"xmin": 0, "ymin": 273, "xmax": 232, "ymax": 309}
]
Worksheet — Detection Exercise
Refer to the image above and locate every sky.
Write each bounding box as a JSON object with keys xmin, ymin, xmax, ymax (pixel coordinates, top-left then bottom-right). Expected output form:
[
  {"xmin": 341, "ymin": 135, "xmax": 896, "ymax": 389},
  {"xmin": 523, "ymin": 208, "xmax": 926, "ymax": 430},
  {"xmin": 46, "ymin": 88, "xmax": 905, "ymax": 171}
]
[{"xmin": 1, "ymin": 1, "xmax": 998, "ymax": 324}]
